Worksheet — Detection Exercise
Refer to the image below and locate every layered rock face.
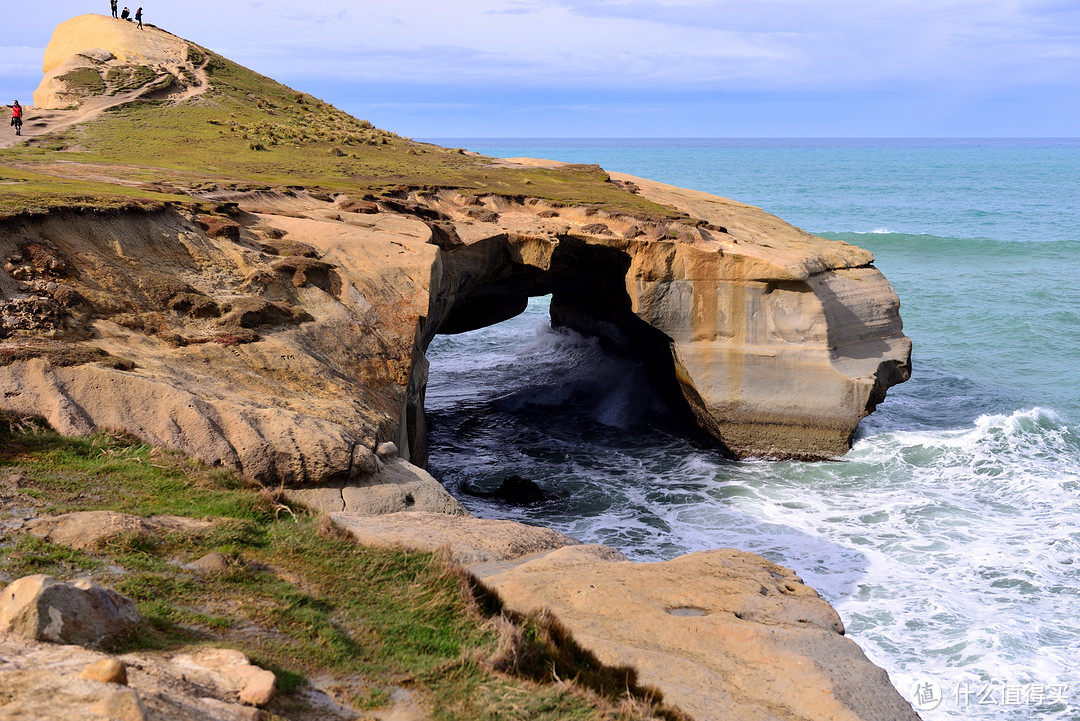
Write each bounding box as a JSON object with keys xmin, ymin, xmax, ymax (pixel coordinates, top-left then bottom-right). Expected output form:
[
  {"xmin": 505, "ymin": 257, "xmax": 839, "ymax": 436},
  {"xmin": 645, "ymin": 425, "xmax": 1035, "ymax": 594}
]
[
  {"xmin": 5, "ymin": 13, "xmax": 910, "ymax": 475},
  {"xmin": 611, "ymin": 172, "xmax": 911, "ymax": 458},
  {"xmin": 0, "ymin": 172, "xmax": 910, "ymax": 483},
  {"xmin": 1, "ymin": 202, "xmax": 436, "ymax": 484}
]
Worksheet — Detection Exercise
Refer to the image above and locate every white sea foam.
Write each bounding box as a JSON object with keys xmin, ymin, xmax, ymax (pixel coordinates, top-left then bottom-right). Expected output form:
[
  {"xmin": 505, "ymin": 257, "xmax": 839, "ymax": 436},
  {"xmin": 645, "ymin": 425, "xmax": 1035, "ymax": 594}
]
[
  {"xmin": 675, "ymin": 409, "xmax": 1080, "ymax": 720},
  {"xmin": 427, "ymin": 300, "xmax": 1080, "ymax": 720}
]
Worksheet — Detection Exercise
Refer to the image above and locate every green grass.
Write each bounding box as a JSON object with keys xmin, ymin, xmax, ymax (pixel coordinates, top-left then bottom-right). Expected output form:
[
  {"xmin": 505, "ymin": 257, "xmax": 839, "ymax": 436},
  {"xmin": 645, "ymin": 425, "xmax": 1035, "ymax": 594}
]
[
  {"xmin": 58, "ymin": 67, "xmax": 106, "ymax": 96},
  {"xmin": 0, "ymin": 420, "xmax": 683, "ymax": 720},
  {"xmin": 0, "ymin": 47, "xmax": 681, "ymax": 220},
  {"xmin": 0, "ymin": 165, "xmax": 188, "ymax": 217},
  {"xmin": 106, "ymin": 65, "xmax": 157, "ymax": 94}
]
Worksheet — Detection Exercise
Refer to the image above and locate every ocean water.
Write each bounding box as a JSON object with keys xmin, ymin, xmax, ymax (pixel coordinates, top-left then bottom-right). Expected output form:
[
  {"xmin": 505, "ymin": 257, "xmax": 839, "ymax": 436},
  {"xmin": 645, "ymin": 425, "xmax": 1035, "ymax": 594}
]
[{"xmin": 421, "ymin": 139, "xmax": 1080, "ymax": 719}]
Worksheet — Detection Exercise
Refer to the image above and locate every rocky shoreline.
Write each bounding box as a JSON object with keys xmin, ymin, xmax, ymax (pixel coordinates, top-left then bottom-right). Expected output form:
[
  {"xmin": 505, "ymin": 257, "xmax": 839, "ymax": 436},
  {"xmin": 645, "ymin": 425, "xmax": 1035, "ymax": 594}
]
[
  {"xmin": 285, "ymin": 448, "xmax": 923, "ymax": 719},
  {"xmin": 327, "ymin": 505, "xmax": 923, "ymax": 721}
]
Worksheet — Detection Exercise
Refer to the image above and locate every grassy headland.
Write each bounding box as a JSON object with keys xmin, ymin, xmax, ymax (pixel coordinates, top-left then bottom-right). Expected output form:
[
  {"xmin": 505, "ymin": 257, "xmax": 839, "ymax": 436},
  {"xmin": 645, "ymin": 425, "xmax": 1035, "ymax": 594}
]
[{"xmin": 1, "ymin": 45, "xmax": 681, "ymax": 220}]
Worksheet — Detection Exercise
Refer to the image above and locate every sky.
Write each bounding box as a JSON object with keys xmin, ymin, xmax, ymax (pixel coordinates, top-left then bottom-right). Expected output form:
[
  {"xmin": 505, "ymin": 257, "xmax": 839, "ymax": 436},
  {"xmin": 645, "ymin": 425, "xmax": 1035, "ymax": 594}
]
[{"xmin": 2, "ymin": 1, "xmax": 1078, "ymax": 137}]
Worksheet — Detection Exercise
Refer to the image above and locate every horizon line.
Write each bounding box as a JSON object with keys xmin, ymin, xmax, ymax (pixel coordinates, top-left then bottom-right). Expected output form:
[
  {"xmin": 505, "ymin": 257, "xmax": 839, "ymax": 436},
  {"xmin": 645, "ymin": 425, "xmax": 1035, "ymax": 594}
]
[{"xmin": 419, "ymin": 136, "xmax": 1080, "ymax": 141}]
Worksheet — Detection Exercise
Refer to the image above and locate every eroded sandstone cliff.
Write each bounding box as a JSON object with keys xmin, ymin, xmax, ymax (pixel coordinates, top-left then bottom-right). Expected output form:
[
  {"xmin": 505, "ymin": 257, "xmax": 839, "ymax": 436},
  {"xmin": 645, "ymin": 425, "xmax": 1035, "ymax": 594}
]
[
  {"xmin": 416, "ymin": 168, "xmax": 911, "ymax": 461},
  {"xmin": 1, "ymin": 178, "xmax": 909, "ymax": 481},
  {"xmin": 4, "ymin": 14, "xmax": 911, "ymax": 470},
  {"xmin": 33, "ymin": 14, "xmax": 204, "ymax": 110}
]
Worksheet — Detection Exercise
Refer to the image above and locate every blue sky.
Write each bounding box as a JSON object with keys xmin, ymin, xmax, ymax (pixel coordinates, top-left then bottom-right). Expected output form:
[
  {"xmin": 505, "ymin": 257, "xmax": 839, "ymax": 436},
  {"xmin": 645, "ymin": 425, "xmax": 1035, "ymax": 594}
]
[{"xmin": 3, "ymin": 1, "xmax": 1078, "ymax": 137}]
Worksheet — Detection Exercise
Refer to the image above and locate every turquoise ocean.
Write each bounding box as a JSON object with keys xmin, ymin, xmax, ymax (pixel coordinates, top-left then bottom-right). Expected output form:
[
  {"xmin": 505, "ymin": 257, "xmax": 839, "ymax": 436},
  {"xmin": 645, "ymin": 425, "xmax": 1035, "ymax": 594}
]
[{"xmin": 421, "ymin": 139, "xmax": 1080, "ymax": 719}]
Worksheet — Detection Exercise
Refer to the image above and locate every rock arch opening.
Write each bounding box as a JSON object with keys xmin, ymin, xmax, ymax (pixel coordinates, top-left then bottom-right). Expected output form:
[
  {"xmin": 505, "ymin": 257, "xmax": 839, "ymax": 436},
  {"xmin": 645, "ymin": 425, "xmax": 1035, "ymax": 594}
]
[
  {"xmin": 421, "ymin": 294, "xmax": 696, "ymax": 522},
  {"xmin": 404, "ymin": 234, "xmax": 716, "ymax": 469}
]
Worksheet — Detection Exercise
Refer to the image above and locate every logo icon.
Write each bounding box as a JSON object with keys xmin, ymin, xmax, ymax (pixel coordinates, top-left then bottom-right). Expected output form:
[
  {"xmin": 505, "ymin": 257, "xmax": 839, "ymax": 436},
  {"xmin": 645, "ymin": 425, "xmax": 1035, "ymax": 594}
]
[{"xmin": 910, "ymin": 678, "xmax": 943, "ymax": 711}]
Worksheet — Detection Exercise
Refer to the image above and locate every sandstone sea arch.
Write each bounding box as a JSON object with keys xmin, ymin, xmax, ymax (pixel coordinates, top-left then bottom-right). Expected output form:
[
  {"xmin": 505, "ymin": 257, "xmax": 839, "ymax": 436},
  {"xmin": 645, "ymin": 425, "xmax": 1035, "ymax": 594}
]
[
  {"xmin": 410, "ymin": 171, "xmax": 912, "ymax": 465},
  {"xmin": 0, "ymin": 16, "xmax": 910, "ymax": 483}
]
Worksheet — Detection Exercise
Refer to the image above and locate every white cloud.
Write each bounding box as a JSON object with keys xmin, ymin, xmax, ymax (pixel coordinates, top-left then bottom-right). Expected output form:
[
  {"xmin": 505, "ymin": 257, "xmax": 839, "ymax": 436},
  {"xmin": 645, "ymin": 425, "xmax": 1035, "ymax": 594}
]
[
  {"xmin": 139, "ymin": 0, "xmax": 1074, "ymax": 93},
  {"xmin": 2, "ymin": 1, "xmax": 1077, "ymax": 133}
]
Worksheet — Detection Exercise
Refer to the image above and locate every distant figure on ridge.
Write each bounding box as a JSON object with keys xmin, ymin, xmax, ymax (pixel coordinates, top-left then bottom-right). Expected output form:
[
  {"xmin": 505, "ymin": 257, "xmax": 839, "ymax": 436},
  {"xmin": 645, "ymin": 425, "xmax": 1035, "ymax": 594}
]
[
  {"xmin": 110, "ymin": 0, "xmax": 118, "ymax": 18},
  {"xmin": 135, "ymin": 7, "xmax": 143, "ymax": 28},
  {"xmin": 10, "ymin": 101, "xmax": 22, "ymax": 136},
  {"xmin": 121, "ymin": 6, "xmax": 130, "ymax": 20}
]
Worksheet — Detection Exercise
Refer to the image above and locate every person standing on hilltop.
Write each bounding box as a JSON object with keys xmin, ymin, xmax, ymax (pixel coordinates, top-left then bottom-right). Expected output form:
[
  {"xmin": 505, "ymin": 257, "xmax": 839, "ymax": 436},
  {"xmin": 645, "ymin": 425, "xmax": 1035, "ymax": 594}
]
[
  {"xmin": 10, "ymin": 101, "xmax": 22, "ymax": 137},
  {"xmin": 110, "ymin": 0, "xmax": 118, "ymax": 18},
  {"xmin": 135, "ymin": 7, "xmax": 143, "ymax": 28},
  {"xmin": 121, "ymin": 6, "xmax": 130, "ymax": 20}
]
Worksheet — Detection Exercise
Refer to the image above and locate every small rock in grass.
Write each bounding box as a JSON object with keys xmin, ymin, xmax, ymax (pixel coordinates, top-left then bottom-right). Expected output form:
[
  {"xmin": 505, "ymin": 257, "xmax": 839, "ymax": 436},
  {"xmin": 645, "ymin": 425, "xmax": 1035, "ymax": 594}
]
[
  {"xmin": 80, "ymin": 657, "xmax": 128, "ymax": 685},
  {"xmin": 238, "ymin": 667, "xmax": 277, "ymax": 707},
  {"xmin": 187, "ymin": 551, "xmax": 230, "ymax": 573}
]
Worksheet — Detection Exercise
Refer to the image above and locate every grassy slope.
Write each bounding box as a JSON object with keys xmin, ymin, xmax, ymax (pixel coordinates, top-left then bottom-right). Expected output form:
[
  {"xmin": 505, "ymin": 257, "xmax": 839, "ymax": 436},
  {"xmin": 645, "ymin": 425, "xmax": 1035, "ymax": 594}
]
[
  {"xmin": 0, "ymin": 46, "xmax": 680, "ymax": 219},
  {"xmin": 0, "ymin": 420, "xmax": 683, "ymax": 720}
]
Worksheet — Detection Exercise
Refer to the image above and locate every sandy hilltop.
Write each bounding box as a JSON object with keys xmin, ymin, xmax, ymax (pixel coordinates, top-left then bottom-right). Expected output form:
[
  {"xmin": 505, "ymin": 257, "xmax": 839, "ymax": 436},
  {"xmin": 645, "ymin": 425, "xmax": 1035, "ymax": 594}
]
[{"xmin": 0, "ymin": 14, "xmax": 917, "ymax": 721}]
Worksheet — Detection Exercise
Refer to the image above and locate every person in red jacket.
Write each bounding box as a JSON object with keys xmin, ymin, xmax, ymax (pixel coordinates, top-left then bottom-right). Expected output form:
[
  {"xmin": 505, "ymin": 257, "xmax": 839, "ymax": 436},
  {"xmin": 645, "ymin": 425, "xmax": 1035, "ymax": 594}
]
[{"xmin": 10, "ymin": 101, "xmax": 22, "ymax": 136}]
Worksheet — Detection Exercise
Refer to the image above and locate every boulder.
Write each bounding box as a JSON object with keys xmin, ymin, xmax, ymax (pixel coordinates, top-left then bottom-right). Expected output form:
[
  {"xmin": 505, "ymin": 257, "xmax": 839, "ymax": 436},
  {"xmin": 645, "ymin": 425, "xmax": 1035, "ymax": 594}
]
[
  {"xmin": 171, "ymin": 648, "xmax": 277, "ymax": 707},
  {"xmin": 0, "ymin": 575, "xmax": 141, "ymax": 647},
  {"xmin": 350, "ymin": 443, "xmax": 381, "ymax": 476},
  {"xmin": 482, "ymin": 546, "xmax": 921, "ymax": 721},
  {"xmin": 284, "ymin": 457, "xmax": 468, "ymax": 516},
  {"xmin": 80, "ymin": 657, "xmax": 129, "ymax": 684},
  {"xmin": 463, "ymin": 474, "xmax": 550, "ymax": 505}
]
